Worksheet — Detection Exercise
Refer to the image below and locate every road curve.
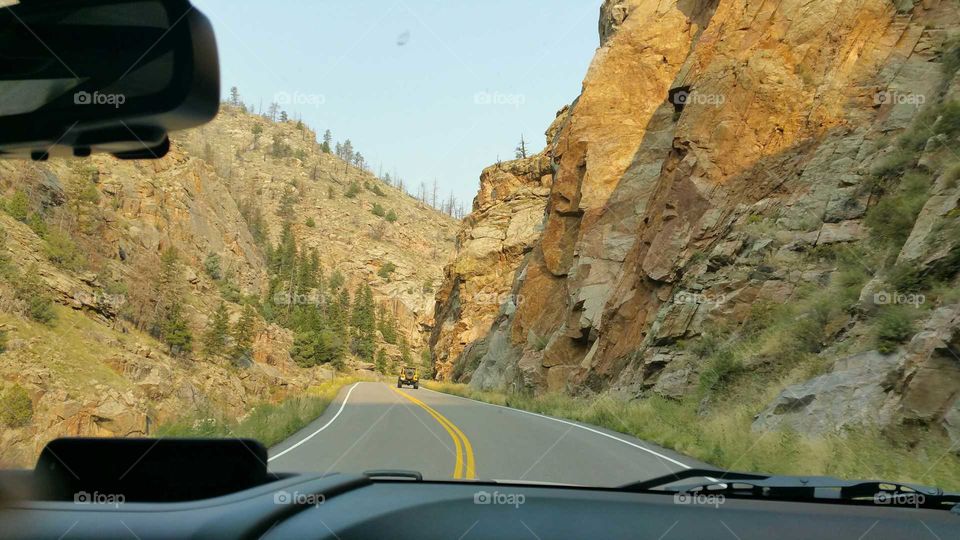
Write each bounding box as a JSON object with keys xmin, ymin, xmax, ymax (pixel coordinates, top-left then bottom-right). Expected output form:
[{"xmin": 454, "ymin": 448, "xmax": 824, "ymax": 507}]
[{"xmin": 268, "ymin": 382, "xmax": 711, "ymax": 486}]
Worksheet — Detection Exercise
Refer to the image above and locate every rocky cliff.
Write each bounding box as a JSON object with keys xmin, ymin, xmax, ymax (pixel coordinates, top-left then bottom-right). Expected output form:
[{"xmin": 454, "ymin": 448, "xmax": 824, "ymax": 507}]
[
  {"xmin": 435, "ymin": 0, "xmax": 960, "ymax": 450},
  {"xmin": 0, "ymin": 107, "xmax": 456, "ymax": 466}
]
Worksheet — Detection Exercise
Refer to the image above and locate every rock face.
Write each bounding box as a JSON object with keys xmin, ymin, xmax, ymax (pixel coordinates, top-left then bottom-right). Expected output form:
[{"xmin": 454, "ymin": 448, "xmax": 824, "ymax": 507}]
[
  {"xmin": 435, "ymin": 0, "xmax": 960, "ymax": 444},
  {"xmin": 0, "ymin": 107, "xmax": 456, "ymax": 467},
  {"xmin": 431, "ymin": 110, "xmax": 568, "ymax": 380}
]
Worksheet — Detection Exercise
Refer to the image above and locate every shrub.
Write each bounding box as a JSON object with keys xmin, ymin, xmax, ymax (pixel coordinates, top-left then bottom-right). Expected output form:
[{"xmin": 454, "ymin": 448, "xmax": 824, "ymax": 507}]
[
  {"xmin": 370, "ymin": 184, "xmax": 385, "ymax": 196},
  {"xmin": 870, "ymin": 148, "xmax": 915, "ymax": 181},
  {"xmin": 933, "ymin": 101, "xmax": 960, "ymax": 139},
  {"xmin": 886, "ymin": 260, "xmax": 928, "ymax": 292},
  {"xmin": 945, "ymin": 163, "xmax": 960, "ymax": 190},
  {"xmin": 0, "ymin": 384, "xmax": 33, "ymax": 427},
  {"xmin": 345, "ymin": 182, "xmax": 360, "ymax": 198},
  {"xmin": 698, "ymin": 349, "xmax": 744, "ymax": 392},
  {"xmin": 203, "ymin": 253, "xmax": 222, "ymax": 280},
  {"xmin": 5, "ymin": 190, "xmax": 29, "ymax": 222},
  {"xmin": 305, "ymin": 217, "xmax": 316, "ymax": 228},
  {"xmin": 371, "ymin": 203, "xmax": 386, "ymax": 217},
  {"xmin": 864, "ymin": 171, "xmax": 931, "ymax": 250},
  {"xmin": 15, "ymin": 268, "xmax": 56, "ymax": 324},
  {"xmin": 385, "ymin": 209, "xmax": 398, "ymax": 223},
  {"xmin": 377, "ymin": 262, "xmax": 397, "ymax": 280},
  {"xmin": 43, "ymin": 228, "xmax": 87, "ymax": 271},
  {"xmin": 943, "ymin": 36, "xmax": 960, "ymax": 78},
  {"xmin": 874, "ymin": 307, "xmax": 915, "ymax": 354}
]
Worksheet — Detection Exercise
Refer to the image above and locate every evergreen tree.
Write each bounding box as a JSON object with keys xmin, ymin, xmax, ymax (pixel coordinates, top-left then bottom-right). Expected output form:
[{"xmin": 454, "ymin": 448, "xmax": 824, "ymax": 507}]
[
  {"xmin": 378, "ymin": 306, "xmax": 398, "ymax": 344},
  {"xmin": 229, "ymin": 86, "xmax": 240, "ymax": 106},
  {"xmin": 231, "ymin": 304, "xmax": 257, "ymax": 363},
  {"xmin": 420, "ymin": 349, "xmax": 433, "ymax": 378},
  {"xmin": 322, "ymin": 130, "xmax": 333, "ymax": 153},
  {"xmin": 350, "ymin": 285, "xmax": 376, "ymax": 361},
  {"xmin": 375, "ymin": 347, "xmax": 387, "ymax": 374},
  {"xmin": 202, "ymin": 302, "xmax": 230, "ymax": 357},
  {"xmin": 399, "ymin": 335, "xmax": 412, "ymax": 366},
  {"xmin": 515, "ymin": 134, "xmax": 528, "ymax": 159},
  {"xmin": 159, "ymin": 302, "xmax": 192, "ymax": 356},
  {"xmin": 203, "ymin": 253, "xmax": 222, "ymax": 280}
]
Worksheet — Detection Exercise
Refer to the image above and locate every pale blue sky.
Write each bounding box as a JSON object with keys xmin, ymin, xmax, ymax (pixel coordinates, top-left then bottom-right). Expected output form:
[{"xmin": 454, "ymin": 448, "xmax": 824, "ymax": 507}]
[{"xmin": 191, "ymin": 0, "xmax": 602, "ymax": 207}]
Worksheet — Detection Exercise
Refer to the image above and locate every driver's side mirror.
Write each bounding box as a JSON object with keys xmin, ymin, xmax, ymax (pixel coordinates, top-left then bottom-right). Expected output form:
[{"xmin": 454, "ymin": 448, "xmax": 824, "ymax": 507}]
[{"xmin": 0, "ymin": 0, "xmax": 219, "ymax": 160}]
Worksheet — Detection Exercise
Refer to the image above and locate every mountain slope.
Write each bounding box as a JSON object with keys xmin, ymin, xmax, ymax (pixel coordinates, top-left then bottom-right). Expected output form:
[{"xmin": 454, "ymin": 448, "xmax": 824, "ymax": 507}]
[{"xmin": 0, "ymin": 106, "xmax": 456, "ymax": 466}]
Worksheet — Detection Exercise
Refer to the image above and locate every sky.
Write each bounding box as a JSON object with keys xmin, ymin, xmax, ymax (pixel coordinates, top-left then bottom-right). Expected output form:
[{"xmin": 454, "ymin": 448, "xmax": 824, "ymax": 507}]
[{"xmin": 191, "ymin": 0, "xmax": 602, "ymax": 207}]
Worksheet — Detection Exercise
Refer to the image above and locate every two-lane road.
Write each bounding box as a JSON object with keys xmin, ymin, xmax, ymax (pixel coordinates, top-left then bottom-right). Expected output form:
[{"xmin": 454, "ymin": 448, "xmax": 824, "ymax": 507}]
[{"xmin": 268, "ymin": 382, "xmax": 709, "ymax": 486}]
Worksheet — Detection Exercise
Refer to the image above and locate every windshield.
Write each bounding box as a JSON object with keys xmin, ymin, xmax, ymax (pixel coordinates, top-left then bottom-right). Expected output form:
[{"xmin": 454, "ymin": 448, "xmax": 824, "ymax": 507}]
[{"xmin": 1, "ymin": 0, "xmax": 959, "ymax": 495}]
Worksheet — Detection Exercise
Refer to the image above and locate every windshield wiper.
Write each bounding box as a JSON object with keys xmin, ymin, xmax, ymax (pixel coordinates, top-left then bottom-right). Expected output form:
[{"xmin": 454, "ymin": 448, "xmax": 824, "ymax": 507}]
[{"xmin": 620, "ymin": 468, "xmax": 960, "ymax": 512}]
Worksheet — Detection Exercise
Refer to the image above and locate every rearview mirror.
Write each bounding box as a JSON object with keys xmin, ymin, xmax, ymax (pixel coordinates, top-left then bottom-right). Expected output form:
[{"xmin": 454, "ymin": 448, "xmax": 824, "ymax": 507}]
[{"xmin": 0, "ymin": 0, "xmax": 220, "ymax": 160}]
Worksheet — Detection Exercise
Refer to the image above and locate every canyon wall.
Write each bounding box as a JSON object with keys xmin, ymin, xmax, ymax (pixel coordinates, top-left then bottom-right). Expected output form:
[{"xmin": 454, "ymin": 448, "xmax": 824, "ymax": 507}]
[{"xmin": 434, "ymin": 0, "xmax": 960, "ymax": 445}]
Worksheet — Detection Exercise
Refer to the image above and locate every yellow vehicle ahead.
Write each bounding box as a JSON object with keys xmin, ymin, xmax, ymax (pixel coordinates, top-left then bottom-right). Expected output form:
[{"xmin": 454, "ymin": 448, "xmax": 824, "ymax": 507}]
[{"xmin": 397, "ymin": 366, "xmax": 419, "ymax": 389}]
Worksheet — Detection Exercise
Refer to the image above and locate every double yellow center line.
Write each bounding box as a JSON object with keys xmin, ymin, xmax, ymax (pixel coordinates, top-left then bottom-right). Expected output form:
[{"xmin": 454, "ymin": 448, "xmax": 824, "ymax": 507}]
[{"xmin": 393, "ymin": 388, "xmax": 476, "ymax": 480}]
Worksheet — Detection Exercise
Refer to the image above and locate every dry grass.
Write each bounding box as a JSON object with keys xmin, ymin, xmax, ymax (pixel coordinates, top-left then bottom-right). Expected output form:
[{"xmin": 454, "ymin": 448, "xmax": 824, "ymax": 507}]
[
  {"xmin": 157, "ymin": 376, "xmax": 363, "ymax": 447},
  {"xmin": 424, "ymin": 381, "xmax": 960, "ymax": 490}
]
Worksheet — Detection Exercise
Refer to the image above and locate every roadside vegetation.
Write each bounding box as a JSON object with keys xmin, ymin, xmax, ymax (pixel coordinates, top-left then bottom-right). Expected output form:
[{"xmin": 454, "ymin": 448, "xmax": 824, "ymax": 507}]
[
  {"xmin": 425, "ymin": 381, "xmax": 960, "ymax": 490},
  {"xmin": 156, "ymin": 376, "xmax": 363, "ymax": 447}
]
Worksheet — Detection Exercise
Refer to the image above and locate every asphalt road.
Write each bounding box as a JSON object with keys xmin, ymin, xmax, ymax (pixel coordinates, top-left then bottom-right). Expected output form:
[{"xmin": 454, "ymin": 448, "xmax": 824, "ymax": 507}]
[{"xmin": 268, "ymin": 382, "xmax": 711, "ymax": 486}]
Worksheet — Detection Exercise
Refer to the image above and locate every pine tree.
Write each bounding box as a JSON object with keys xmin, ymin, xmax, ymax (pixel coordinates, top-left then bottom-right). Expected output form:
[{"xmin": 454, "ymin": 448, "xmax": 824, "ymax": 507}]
[
  {"xmin": 375, "ymin": 347, "xmax": 387, "ymax": 374},
  {"xmin": 323, "ymin": 129, "xmax": 333, "ymax": 149},
  {"xmin": 203, "ymin": 253, "xmax": 222, "ymax": 280},
  {"xmin": 515, "ymin": 134, "xmax": 528, "ymax": 159},
  {"xmin": 229, "ymin": 86, "xmax": 241, "ymax": 106},
  {"xmin": 378, "ymin": 307, "xmax": 398, "ymax": 344},
  {"xmin": 399, "ymin": 335, "xmax": 412, "ymax": 366},
  {"xmin": 350, "ymin": 284, "xmax": 376, "ymax": 361},
  {"xmin": 231, "ymin": 304, "xmax": 257, "ymax": 363},
  {"xmin": 203, "ymin": 302, "xmax": 230, "ymax": 357},
  {"xmin": 159, "ymin": 302, "xmax": 192, "ymax": 356}
]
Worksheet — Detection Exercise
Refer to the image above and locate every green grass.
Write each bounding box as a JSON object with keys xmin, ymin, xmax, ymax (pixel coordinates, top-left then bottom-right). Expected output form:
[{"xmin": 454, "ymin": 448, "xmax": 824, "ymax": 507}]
[
  {"xmin": 873, "ymin": 306, "xmax": 919, "ymax": 354},
  {"xmin": 156, "ymin": 376, "xmax": 362, "ymax": 447},
  {"xmin": 864, "ymin": 170, "xmax": 932, "ymax": 252},
  {"xmin": 424, "ymin": 381, "xmax": 960, "ymax": 490}
]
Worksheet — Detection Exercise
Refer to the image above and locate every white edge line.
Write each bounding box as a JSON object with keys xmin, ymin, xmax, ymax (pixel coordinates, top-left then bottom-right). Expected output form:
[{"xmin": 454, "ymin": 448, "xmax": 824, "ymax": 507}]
[
  {"xmin": 421, "ymin": 387, "xmax": 719, "ymax": 483},
  {"xmin": 268, "ymin": 382, "xmax": 361, "ymax": 462}
]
